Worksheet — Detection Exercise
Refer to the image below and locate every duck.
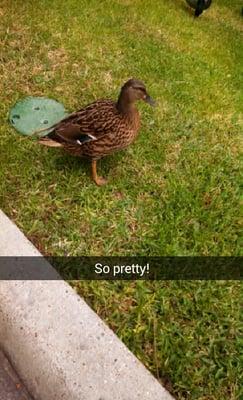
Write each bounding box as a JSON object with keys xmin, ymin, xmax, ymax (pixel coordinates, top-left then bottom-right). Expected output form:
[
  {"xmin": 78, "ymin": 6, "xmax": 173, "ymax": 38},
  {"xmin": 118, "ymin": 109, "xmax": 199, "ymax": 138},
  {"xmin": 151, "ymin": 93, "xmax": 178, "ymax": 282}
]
[
  {"xmin": 186, "ymin": 0, "xmax": 212, "ymax": 17},
  {"xmin": 36, "ymin": 79, "xmax": 155, "ymax": 186}
]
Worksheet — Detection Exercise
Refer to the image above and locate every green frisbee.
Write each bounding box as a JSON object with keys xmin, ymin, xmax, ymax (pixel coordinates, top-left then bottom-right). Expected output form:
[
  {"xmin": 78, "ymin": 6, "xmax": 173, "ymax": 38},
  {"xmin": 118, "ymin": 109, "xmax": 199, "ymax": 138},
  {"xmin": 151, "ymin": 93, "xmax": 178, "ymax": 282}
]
[{"xmin": 9, "ymin": 96, "xmax": 68, "ymax": 136}]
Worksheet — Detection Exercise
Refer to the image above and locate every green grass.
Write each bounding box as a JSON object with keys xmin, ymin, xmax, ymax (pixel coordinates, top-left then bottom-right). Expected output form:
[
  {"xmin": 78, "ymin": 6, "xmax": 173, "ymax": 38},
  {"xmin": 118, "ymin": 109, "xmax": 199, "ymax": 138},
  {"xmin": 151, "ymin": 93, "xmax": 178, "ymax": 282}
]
[{"xmin": 0, "ymin": 0, "xmax": 242, "ymax": 398}]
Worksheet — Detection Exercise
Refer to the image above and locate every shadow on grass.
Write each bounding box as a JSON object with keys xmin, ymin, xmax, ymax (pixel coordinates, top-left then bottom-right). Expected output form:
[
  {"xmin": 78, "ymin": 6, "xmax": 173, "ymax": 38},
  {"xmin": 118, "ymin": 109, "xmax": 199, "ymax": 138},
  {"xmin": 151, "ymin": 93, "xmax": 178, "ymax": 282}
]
[{"xmin": 51, "ymin": 149, "xmax": 124, "ymax": 180}]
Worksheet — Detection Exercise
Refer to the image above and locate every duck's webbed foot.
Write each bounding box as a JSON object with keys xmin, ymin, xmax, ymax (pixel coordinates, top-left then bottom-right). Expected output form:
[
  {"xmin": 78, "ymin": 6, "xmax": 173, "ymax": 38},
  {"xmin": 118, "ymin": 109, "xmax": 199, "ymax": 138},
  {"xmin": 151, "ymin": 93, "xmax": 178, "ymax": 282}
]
[
  {"xmin": 95, "ymin": 176, "xmax": 108, "ymax": 186},
  {"xmin": 91, "ymin": 160, "xmax": 108, "ymax": 186}
]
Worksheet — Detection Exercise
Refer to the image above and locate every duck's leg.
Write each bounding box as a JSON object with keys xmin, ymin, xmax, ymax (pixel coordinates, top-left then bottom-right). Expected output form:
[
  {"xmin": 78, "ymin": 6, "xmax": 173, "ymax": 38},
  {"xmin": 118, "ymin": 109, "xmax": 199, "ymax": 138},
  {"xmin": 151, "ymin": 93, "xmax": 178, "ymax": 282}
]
[{"xmin": 91, "ymin": 160, "xmax": 107, "ymax": 186}]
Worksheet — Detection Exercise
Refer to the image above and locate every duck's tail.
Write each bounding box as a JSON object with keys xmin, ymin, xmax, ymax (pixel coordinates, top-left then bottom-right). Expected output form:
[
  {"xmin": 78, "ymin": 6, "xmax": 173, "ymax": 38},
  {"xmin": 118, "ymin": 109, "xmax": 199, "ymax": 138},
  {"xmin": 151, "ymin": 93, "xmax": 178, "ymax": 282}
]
[
  {"xmin": 31, "ymin": 120, "xmax": 60, "ymax": 138},
  {"xmin": 37, "ymin": 137, "xmax": 63, "ymax": 147}
]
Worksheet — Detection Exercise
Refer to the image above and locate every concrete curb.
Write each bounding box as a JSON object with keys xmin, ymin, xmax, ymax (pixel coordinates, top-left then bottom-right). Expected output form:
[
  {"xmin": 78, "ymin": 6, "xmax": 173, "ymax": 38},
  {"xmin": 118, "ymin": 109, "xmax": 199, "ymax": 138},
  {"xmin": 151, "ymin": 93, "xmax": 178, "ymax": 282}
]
[{"xmin": 0, "ymin": 210, "xmax": 174, "ymax": 400}]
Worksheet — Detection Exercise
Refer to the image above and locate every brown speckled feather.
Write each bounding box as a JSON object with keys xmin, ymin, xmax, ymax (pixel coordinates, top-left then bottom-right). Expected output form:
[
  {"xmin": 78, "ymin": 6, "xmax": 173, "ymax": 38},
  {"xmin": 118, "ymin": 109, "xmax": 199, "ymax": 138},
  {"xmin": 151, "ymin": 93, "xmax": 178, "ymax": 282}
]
[{"xmin": 40, "ymin": 99, "xmax": 140, "ymax": 160}]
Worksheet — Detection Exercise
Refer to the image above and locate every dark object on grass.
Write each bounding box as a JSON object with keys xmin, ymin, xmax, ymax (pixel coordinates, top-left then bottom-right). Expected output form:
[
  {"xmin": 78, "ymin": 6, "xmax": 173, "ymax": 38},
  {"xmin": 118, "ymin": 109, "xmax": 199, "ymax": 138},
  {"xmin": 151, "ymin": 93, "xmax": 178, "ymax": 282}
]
[
  {"xmin": 35, "ymin": 79, "xmax": 156, "ymax": 186},
  {"xmin": 186, "ymin": 0, "xmax": 212, "ymax": 17}
]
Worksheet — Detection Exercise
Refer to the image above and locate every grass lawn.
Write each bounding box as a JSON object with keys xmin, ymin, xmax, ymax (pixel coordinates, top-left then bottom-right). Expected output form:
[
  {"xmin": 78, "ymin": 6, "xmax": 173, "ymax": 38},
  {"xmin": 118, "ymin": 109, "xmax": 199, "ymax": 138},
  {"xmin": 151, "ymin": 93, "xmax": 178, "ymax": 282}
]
[{"xmin": 0, "ymin": 0, "xmax": 242, "ymax": 399}]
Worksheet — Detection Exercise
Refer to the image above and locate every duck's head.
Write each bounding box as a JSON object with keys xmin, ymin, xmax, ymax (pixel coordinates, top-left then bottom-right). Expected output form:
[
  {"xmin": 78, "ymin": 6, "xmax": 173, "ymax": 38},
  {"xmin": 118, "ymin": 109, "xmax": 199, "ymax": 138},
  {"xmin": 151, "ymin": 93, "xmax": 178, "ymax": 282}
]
[{"xmin": 117, "ymin": 79, "xmax": 156, "ymax": 113}]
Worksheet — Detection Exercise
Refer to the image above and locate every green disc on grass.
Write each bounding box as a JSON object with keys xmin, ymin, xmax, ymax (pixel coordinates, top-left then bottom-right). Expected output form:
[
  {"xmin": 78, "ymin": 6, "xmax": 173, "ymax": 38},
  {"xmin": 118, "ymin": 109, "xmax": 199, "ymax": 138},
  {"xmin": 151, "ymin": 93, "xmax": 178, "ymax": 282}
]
[{"xmin": 9, "ymin": 96, "xmax": 68, "ymax": 136}]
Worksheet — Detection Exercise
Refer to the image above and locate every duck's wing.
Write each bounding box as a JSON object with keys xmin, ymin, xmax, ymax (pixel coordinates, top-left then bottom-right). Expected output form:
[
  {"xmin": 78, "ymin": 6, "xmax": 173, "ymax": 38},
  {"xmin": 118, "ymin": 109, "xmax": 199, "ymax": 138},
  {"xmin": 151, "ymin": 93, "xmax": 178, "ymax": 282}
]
[
  {"xmin": 49, "ymin": 100, "xmax": 120, "ymax": 146},
  {"xmin": 195, "ymin": 0, "xmax": 211, "ymax": 15},
  {"xmin": 204, "ymin": 0, "xmax": 212, "ymax": 10}
]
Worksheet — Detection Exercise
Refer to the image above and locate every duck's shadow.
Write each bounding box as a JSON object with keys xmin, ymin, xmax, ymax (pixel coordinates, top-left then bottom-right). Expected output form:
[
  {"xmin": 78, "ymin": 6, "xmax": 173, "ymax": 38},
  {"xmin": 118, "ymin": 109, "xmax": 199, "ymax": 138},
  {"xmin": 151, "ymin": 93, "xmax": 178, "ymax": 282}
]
[{"xmin": 51, "ymin": 149, "xmax": 124, "ymax": 181}]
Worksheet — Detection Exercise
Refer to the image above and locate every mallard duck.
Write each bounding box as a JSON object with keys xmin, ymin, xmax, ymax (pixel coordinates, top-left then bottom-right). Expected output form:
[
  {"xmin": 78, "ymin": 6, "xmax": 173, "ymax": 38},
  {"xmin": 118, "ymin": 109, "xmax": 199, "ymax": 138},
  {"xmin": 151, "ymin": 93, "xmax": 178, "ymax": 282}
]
[
  {"xmin": 186, "ymin": 0, "xmax": 212, "ymax": 17},
  {"xmin": 36, "ymin": 79, "xmax": 155, "ymax": 185}
]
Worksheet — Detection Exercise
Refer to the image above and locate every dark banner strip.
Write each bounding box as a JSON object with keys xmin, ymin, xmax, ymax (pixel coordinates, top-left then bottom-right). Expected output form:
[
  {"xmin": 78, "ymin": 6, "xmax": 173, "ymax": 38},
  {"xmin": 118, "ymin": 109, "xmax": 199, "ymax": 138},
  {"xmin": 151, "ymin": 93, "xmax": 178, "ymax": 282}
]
[{"xmin": 0, "ymin": 257, "xmax": 242, "ymax": 280}]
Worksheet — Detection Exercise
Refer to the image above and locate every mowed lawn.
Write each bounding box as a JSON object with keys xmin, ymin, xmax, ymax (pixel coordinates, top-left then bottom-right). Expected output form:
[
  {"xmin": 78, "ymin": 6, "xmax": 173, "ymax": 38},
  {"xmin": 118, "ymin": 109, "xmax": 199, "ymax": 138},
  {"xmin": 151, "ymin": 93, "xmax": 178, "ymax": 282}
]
[{"xmin": 0, "ymin": 0, "xmax": 242, "ymax": 399}]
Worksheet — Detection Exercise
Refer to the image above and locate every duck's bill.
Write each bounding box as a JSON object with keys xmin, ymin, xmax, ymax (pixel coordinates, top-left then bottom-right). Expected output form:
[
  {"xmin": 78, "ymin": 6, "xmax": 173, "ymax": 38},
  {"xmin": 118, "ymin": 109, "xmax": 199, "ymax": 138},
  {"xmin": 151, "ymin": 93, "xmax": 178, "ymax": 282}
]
[{"xmin": 145, "ymin": 95, "xmax": 156, "ymax": 107}]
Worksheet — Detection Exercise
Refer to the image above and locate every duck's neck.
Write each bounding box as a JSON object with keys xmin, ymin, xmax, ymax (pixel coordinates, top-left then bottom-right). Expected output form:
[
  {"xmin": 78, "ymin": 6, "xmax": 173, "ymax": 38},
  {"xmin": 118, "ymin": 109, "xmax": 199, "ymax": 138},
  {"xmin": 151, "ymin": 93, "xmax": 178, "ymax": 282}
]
[{"xmin": 116, "ymin": 95, "xmax": 136, "ymax": 116}]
